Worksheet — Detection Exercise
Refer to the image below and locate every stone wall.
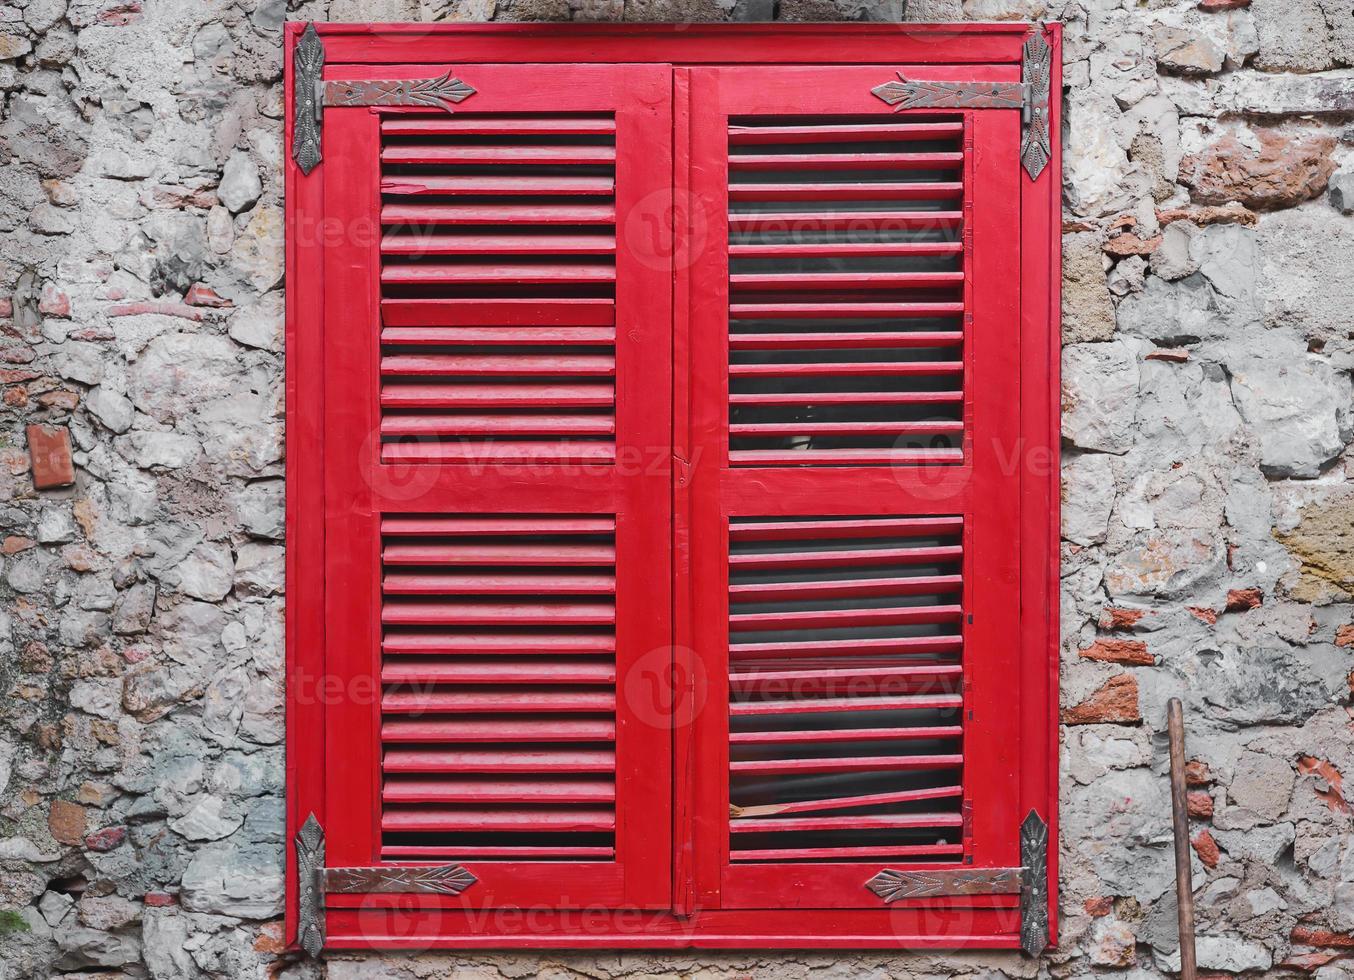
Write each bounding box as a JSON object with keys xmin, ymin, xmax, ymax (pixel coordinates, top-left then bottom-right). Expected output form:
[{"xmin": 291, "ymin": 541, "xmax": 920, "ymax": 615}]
[{"xmin": 0, "ymin": 0, "xmax": 1352, "ymax": 977}]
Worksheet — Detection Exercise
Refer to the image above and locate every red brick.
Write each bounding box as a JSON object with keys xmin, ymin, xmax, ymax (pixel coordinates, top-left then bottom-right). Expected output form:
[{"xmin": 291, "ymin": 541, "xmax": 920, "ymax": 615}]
[
  {"xmin": 38, "ymin": 389, "xmax": 79, "ymax": 410},
  {"xmin": 1182, "ymin": 131, "xmax": 1336, "ymax": 211},
  {"xmin": 184, "ymin": 284, "xmax": 231, "ymax": 308},
  {"xmin": 107, "ymin": 300, "xmax": 202, "ymax": 321},
  {"xmin": 254, "ymin": 921, "xmax": 287, "ymax": 954},
  {"xmin": 1291, "ymin": 926, "xmax": 1354, "ymax": 949},
  {"xmin": 1280, "ymin": 951, "xmax": 1340, "ymax": 971},
  {"xmin": 1335, "ymin": 624, "xmax": 1354, "ymax": 647},
  {"xmin": 0, "ymin": 298, "xmax": 11, "ymax": 318},
  {"xmin": 3, "ymin": 386, "xmax": 27, "ymax": 407},
  {"xmin": 26, "ymin": 424, "xmax": 75, "ymax": 490},
  {"xmin": 1062, "ymin": 674, "xmax": 1141, "ymax": 726},
  {"xmin": 97, "ymin": 2, "xmax": 142, "ymax": 25},
  {"xmin": 1186, "ymin": 759, "xmax": 1213, "ymax": 786},
  {"xmin": 38, "ymin": 284, "xmax": 70, "ymax": 318},
  {"xmin": 0, "ymin": 369, "xmax": 40, "ymax": 383},
  {"xmin": 1099, "ymin": 607, "xmax": 1145, "ymax": 631},
  {"xmin": 1188, "ymin": 606, "xmax": 1219, "ymax": 625},
  {"xmin": 48, "ymin": 799, "xmax": 87, "ymax": 845},
  {"xmin": 143, "ymin": 891, "xmax": 177, "ymax": 907},
  {"xmin": 3, "ymin": 536, "xmax": 35, "ymax": 554},
  {"xmin": 1225, "ymin": 587, "xmax": 1263, "ymax": 612},
  {"xmin": 83, "ymin": 826, "xmax": 127, "ymax": 852},
  {"xmin": 1198, "ymin": 0, "xmax": 1250, "ymax": 10},
  {"xmin": 1297, "ymin": 756, "xmax": 1350, "ymax": 813},
  {"xmin": 1079, "ymin": 638, "xmax": 1154, "ymax": 666},
  {"xmin": 1083, "ymin": 896, "xmax": 1113, "ymax": 916},
  {"xmin": 1104, "ymin": 232, "xmax": 1161, "ymax": 257},
  {"xmin": 1192, "ymin": 829, "xmax": 1220, "ymax": 867},
  {"xmin": 1187, "ymin": 789, "xmax": 1214, "ymax": 819},
  {"xmin": 1146, "ymin": 349, "xmax": 1190, "ymax": 363}
]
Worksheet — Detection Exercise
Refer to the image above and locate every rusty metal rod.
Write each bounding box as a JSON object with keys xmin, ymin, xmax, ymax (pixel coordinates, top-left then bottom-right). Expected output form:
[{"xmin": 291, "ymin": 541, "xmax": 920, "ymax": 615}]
[{"xmin": 1168, "ymin": 697, "xmax": 1198, "ymax": 980}]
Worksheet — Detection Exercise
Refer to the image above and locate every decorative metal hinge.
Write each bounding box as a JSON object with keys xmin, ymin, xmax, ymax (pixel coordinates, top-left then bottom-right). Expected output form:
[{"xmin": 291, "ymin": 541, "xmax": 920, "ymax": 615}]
[
  {"xmin": 291, "ymin": 22, "xmax": 477, "ymax": 175},
  {"xmin": 293, "ymin": 813, "xmax": 478, "ymax": 958},
  {"xmin": 1020, "ymin": 808, "xmax": 1050, "ymax": 958},
  {"xmin": 871, "ymin": 26, "xmax": 1052, "ymax": 181},
  {"xmin": 862, "ymin": 808, "xmax": 1049, "ymax": 958}
]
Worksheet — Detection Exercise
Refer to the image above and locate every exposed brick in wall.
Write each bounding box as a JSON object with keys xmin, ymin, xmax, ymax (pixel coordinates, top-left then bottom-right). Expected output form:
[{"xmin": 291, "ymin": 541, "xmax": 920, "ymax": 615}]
[{"xmin": 0, "ymin": 0, "xmax": 1352, "ymax": 978}]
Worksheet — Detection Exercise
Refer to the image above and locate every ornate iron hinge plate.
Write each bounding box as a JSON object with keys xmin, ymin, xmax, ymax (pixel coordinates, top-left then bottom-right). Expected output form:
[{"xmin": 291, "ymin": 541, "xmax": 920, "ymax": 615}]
[
  {"xmin": 294, "ymin": 813, "xmax": 478, "ymax": 957},
  {"xmin": 291, "ymin": 22, "xmax": 477, "ymax": 175},
  {"xmin": 1020, "ymin": 808, "xmax": 1050, "ymax": 958},
  {"xmin": 870, "ymin": 26, "xmax": 1052, "ymax": 181},
  {"xmin": 862, "ymin": 808, "xmax": 1049, "ymax": 958}
]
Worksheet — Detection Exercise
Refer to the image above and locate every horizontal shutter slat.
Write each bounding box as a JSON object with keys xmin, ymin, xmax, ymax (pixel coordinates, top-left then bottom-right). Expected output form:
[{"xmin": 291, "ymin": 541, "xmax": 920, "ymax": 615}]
[
  {"xmin": 728, "ymin": 331, "xmax": 964, "ymax": 350},
  {"xmin": 382, "ymin": 718, "xmax": 617, "ymax": 743},
  {"xmin": 381, "ymin": 383, "xmax": 614, "ymax": 410},
  {"xmin": 730, "ymin": 726, "xmax": 964, "ymax": 745},
  {"xmin": 382, "ymin": 807, "xmax": 616, "ymax": 833},
  {"xmin": 383, "ymin": 776, "xmax": 616, "ymax": 802},
  {"xmin": 730, "ymin": 755, "xmax": 964, "ymax": 775},
  {"xmin": 383, "ymin": 572, "xmax": 616, "ymax": 595},
  {"xmin": 380, "ymin": 298, "xmax": 615, "ymax": 327},
  {"xmin": 383, "ymin": 174, "xmax": 615, "ymax": 196},
  {"xmin": 382, "ymin": 632, "xmax": 616, "ymax": 656},
  {"xmin": 729, "ymin": 694, "xmax": 963, "ymax": 716},
  {"xmin": 381, "ymin": 354, "xmax": 616, "ymax": 377},
  {"xmin": 383, "ymin": 144, "xmax": 617, "ymax": 165},
  {"xmin": 385, "ymin": 747, "xmax": 616, "ymax": 773},
  {"xmin": 727, "ymin": 121, "xmax": 964, "ymax": 144},
  {"xmin": 384, "ymin": 690, "xmax": 616, "ymax": 713},
  {"xmin": 381, "ymin": 264, "xmax": 617, "ymax": 285},
  {"xmin": 382, "ymin": 233, "xmax": 616, "ymax": 256},
  {"xmin": 383, "ymin": 658, "xmax": 615, "ymax": 684},
  {"xmin": 729, "ymin": 242, "xmax": 962, "ymax": 259},
  {"xmin": 382, "ymin": 203, "xmax": 617, "ymax": 226},
  {"xmin": 383, "ymin": 116, "xmax": 616, "ymax": 137},
  {"xmin": 728, "ymin": 181, "xmax": 963, "ymax": 201},
  {"xmin": 729, "ymin": 210, "xmax": 962, "ymax": 231},
  {"xmin": 729, "ymin": 151, "xmax": 965, "ymax": 170},
  {"xmin": 382, "ymin": 541, "xmax": 615, "ymax": 565},
  {"xmin": 731, "ymin": 844, "xmax": 965, "ymax": 862},
  {"xmin": 381, "ymin": 327, "xmax": 616, "ymax": 346}
]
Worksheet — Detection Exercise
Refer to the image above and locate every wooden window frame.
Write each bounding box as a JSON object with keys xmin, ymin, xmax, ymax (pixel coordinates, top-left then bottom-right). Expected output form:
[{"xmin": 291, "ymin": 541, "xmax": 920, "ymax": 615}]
[{"xmin": 285, "ymin": 21, "xmax": 1061, "ymax": 953}]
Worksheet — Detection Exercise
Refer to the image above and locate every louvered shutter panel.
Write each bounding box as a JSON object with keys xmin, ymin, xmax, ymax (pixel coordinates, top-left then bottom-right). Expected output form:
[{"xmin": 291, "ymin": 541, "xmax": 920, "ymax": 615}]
[
  {"xmin": 312, "ymin": 64, "xmax": 673, "ymax": 926},
  {"xmin": 679, "ymin": 67, "xmax": 1025, "ymax": 915}
]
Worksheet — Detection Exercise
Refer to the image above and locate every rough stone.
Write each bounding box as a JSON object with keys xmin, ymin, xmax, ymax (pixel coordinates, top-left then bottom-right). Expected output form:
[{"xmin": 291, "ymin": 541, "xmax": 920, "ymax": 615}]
[
  {"xmin": 1228, "ymin": 354, "xmax": 1350, "ymax": 478},
  {"xmin": 170, "ymin": 542, "xmax": 235, "ymax": 602},
  {"xmin": 1062, "ymin": 452, "xmax": 1116, "ymax": 545},
  {"xmin": 1331, "ymin": 171, "xmax": 1354, "ymax": 214},
  {"xmin": 179, "ymin": 841, "xmax": 283, "ymax": 919},
  {"xmin": 1257, "ymin": 207, "xmax": 1354, "ymax": 339},
  {"xmin": 217, "ymin": 152, "xmax": 262, "ymax": 214},
  {"xmin": 1062, "ymin": 232, "xmax": 1115, "ymax": 343},
  {"xmin": 226, "ymin": 292, "xmax": 283, "ymax": 352},
  {"xmin": 1062, "ymin": 341, "xmax": 1140, "ymax": 455},
  {"xmin": 1154, "ymin": 25, "xmax": 1224, "ymax": 75},
  {"xmin": 1159, "ymin": 935, "xmax": 1273, "ymax": 972},
  {"xmin": 1275, "ymin": 490, "xmax": 1354, "ymax": 602}
]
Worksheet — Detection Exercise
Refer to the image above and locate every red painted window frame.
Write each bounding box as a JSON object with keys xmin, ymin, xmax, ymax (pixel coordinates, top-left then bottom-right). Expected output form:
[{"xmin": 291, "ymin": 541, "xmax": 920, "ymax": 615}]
[{"xmin": 285, "ymin": 21, "xmax": 1061, "ymax": 952}]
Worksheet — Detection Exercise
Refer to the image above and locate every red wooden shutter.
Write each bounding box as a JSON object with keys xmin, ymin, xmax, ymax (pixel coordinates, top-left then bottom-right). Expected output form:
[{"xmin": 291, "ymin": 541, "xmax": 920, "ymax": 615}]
[
  {"xmin": 305, "ymin": 63, "xmax": 674, "ymax": 936},
  {"xmin": 678, "ymin": 65, "xmax": 1025, "ymax": 923},
  {"xmin": 288, "ymin": 24, "xmax": 1060, "ymax": 951}
]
